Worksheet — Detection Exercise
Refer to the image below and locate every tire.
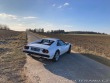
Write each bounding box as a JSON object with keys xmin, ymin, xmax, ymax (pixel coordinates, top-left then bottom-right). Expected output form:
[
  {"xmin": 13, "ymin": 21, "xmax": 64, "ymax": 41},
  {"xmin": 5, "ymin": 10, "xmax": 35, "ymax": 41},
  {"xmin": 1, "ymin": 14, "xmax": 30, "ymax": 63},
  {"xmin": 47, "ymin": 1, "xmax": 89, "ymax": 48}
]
[
  {"xmin": 52, "ymin": 51, "xmax": 60, "ymax": 62},
  {"xmin": 67, "ymin": 46, "xmax": 71, "ymax": 53}
]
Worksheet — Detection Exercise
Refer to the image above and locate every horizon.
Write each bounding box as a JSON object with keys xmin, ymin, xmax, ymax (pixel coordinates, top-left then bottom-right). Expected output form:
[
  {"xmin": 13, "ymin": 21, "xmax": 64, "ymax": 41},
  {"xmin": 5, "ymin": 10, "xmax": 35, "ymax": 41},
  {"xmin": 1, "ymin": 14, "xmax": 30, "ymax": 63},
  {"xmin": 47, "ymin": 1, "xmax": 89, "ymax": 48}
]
[
  {"xmin": 0, "ymin": 28, "xmax": 108, "ymax": 35},
  {"xmin": 0, "ymin": 0, "xmax": 110, "ymax": 34}
]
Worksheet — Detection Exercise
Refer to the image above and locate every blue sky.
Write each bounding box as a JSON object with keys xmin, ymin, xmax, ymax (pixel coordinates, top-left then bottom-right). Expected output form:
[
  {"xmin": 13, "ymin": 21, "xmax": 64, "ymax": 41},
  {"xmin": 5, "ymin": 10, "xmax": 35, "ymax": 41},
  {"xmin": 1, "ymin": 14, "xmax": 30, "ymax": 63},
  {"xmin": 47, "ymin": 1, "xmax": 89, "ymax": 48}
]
[{"xmin": 0, "ymin": 0, "xmax": 110, "ymax": 33}]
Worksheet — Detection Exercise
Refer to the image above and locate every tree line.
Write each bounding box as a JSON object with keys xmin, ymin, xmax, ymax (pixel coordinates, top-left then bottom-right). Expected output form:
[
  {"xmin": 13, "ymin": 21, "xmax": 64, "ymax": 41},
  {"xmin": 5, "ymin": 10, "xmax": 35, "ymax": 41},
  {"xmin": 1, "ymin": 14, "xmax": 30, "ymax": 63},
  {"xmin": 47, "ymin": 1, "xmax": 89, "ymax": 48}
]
[
  {"xmin": 0, "ymin": 24, "xmax": 10, "ymax": 30},
  {"xmin": 0, "ymin": 24, "xmax": 107, "ymax": 35},
  {"xmin": 28, "ymin": 28, "xmax": 65, "ymax": 34},
  {"xmin": 27, "ymin": 28, "xmax": 107, "ymax": 35},
  {"xmin": 47, "ymin": 30, "xmax": 65, "ymax": 34},
  {"xmin": 65, "ymin": 31, "xmax": 107, "ymax": 35},
  {"xmin": 27, "ymin": 28, "xmax": 44, "ymax": 33}
]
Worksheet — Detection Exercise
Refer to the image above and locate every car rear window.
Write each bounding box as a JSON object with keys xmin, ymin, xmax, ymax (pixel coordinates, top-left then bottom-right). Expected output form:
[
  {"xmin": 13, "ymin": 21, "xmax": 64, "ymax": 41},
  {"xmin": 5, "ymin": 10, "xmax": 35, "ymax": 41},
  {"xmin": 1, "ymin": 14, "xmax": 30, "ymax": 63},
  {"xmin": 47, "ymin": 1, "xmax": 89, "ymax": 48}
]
[{"xmin": 37, "ymin": 39, "xmax": 54, "ymax": 45}]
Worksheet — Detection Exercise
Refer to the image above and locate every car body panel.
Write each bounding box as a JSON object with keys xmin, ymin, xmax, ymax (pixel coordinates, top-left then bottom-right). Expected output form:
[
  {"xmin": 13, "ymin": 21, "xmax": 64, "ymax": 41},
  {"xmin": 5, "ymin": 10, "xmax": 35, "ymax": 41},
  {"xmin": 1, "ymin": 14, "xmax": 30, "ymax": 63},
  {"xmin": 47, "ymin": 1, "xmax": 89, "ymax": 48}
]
[{"xmin": 28, "ymin": 43, "xmax": 50, "ymax": 49}]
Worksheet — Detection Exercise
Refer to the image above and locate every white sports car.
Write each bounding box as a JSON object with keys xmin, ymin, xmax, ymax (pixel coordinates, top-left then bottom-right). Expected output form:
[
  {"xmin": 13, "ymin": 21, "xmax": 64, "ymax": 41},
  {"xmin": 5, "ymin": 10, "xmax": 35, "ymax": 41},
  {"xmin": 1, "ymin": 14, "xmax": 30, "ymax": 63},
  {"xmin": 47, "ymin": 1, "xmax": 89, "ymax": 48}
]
[{"xmin": 23, "ymin": 38, "xmax": 71, "ymax": 61}]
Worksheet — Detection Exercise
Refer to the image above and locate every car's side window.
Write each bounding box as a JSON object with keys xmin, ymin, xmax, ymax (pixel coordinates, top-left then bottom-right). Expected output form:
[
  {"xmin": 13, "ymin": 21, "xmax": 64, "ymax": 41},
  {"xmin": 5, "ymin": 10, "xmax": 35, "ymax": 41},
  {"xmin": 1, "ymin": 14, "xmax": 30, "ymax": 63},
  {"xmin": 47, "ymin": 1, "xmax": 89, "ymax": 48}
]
[
  {"xmin": 57, "ymin": 40, "xmax": 65, "ymax": 46},
  {"xmin": 57, "ymin": 41, "xmax": 61, "ymax": 46}
]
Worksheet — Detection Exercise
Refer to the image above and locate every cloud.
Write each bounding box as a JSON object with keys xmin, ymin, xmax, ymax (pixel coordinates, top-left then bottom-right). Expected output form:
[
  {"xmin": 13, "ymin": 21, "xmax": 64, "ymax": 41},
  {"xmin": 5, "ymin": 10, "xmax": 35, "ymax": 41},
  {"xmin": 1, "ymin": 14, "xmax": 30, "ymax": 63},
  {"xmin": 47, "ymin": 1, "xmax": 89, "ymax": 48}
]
[
  {"xmin": 64, "ymin": 3, "xmax": 69, "ymax": 6},
  {"xmin": 0, "ymin": 13, "xmax": 17, "ymax": 19},
  {"xmin": 0, "ymin": 13, "xmax": 37, "ymax": 20},
  {"xmin": 64, "ymin": 25, "xmax": 73, "ymax": 28},
  {"xmin": 52, "ymin": 4, "xmax": 56, "ymax": 7},
  {"xmin": 58, "ymin": 2, "xmax": 70, "ymax": 8},
  {"xmin": 58, "ymin": 5, "xmax": 63, "ymax": 8},
  {"xmin": 0, "ymin": 13, "xmax": 39, "ymax": 31},
  {"xmin": 9, "ymin": 24, "xmax": 26, "ymax": 31},
  {"xmin": 23, "ymin": 16, "xmax": 37, "ymax": 19},
  {"xmin": 37, "ymin": 22, "xmax": 74, "ymax": 32},
  {"xmin": 18, "ymin": 23, "xmax": 23, "ymax": 26}
]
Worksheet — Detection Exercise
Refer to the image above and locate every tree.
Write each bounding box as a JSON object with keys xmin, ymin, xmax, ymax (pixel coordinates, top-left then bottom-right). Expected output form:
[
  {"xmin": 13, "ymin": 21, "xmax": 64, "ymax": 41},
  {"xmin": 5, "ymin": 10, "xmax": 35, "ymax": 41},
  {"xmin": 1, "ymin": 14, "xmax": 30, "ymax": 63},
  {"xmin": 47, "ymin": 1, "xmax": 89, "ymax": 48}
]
[{"xmin": 0, "ymin": 24, "xmax": 10, "ymax": 30}]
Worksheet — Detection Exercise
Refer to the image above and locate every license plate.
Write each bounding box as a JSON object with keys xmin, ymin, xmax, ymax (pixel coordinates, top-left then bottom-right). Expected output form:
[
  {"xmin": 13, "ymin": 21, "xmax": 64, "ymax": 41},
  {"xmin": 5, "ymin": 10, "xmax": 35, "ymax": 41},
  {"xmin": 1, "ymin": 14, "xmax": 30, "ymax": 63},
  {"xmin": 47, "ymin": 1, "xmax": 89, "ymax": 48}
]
[{"xmin": 31, "ymin": 47, "xmax": 40, "ymax": 51}]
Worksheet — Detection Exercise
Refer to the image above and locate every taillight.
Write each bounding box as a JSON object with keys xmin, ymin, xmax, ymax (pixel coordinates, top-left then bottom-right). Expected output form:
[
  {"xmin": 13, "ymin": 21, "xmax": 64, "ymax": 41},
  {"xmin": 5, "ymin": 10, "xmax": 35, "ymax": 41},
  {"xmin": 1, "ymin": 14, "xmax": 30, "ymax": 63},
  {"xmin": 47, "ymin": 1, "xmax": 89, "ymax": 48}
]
[
  {"xmin": 42, "ymin": 49, "xmax": 49, "ymax": 53},
  {"xmin": 24, "ymin": 46, "xmax": 29, "ymax": 49}
]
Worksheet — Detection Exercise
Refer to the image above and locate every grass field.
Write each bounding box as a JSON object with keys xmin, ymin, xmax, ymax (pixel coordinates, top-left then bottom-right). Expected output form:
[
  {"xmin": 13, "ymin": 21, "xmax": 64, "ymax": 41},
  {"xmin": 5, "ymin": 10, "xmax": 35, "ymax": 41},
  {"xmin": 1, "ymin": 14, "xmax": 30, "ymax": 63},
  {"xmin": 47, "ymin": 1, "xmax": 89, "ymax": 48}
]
[
  {"xmin": 0, "ymin": 30, "xmax": 27, "ymax": 83},
  {"xmin": 35, "ymin": 33, "xmax": 110, "ymax": 66}
]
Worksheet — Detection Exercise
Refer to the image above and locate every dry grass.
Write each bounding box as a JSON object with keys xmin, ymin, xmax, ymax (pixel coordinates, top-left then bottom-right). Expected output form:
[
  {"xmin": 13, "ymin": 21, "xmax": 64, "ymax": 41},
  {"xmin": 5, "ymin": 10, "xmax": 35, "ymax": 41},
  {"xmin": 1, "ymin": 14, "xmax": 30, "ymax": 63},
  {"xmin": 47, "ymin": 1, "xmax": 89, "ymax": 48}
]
[
  {"xmin": 34, "ymin": 32, "xmax": 110, "ymax": 66},
  {"xmin": 0, "ymin": 30, "xmax": 27, "ymax": 83},
  {"xmin": 81, "ymin": 53, "xmax": 110, "ymax": 67}
]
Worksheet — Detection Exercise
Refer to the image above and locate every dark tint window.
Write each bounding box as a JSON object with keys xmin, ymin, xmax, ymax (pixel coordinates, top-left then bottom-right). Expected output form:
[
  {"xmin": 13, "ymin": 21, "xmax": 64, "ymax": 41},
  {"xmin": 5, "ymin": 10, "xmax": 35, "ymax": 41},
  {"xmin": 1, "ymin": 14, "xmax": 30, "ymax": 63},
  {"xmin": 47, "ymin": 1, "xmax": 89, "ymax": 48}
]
[
  {"xmin": 37, "ymin": 39, "xmax": 54, "ymax": 45},
  {"xmin": 57, "ymin": 40, "xmax": 65, "ymax": 46}
]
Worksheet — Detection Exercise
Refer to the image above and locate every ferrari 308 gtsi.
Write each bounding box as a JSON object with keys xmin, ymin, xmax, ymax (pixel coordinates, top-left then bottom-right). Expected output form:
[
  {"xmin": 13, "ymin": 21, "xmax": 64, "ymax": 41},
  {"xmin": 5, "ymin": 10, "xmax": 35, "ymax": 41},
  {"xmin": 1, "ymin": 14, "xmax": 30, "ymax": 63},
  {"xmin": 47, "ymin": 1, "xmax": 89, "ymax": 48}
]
[{"xmin": 23, "ymin": 38, "xmax": 71, "ymax": 61}]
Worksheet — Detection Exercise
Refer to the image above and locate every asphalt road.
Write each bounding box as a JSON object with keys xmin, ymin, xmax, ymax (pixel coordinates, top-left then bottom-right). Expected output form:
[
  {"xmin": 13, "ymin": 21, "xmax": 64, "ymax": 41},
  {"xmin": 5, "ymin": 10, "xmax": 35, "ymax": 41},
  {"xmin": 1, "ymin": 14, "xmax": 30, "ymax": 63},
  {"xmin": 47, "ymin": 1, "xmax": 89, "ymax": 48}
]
[{"xmin": 24, "ymin": 32, "xmax": 110, "ymax": 83}]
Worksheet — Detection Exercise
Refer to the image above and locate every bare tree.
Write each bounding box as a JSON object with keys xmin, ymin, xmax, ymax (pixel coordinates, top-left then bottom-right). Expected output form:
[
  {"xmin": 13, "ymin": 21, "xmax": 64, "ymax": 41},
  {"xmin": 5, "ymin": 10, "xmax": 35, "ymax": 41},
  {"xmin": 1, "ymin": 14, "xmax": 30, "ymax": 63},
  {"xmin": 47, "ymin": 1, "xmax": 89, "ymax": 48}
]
[{"xmin": 0, "ymin": 24, "xmax": 10, "ymax": 30}]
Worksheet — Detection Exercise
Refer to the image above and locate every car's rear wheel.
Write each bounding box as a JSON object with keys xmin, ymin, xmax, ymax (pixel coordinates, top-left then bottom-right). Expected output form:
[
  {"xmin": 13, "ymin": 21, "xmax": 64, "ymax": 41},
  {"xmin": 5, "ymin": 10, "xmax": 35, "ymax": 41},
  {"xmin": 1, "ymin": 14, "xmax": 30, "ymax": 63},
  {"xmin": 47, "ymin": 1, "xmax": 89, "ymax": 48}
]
[
  {"xmin": 67, "ymin": 45, "xmax": 71, "ymax": 53},
  {"xmin": 52, "ymin": 51, "xmax": 60, "ymax": 62}
]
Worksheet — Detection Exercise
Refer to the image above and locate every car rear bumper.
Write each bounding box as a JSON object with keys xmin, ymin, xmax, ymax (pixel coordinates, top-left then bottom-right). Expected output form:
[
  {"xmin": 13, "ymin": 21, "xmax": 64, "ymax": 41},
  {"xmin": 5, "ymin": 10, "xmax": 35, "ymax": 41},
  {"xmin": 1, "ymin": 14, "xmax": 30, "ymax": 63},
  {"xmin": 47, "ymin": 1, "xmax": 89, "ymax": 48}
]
[{"xmin": 23, "ymin": 50, "xmax": 50, "ymax": 58}]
